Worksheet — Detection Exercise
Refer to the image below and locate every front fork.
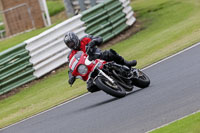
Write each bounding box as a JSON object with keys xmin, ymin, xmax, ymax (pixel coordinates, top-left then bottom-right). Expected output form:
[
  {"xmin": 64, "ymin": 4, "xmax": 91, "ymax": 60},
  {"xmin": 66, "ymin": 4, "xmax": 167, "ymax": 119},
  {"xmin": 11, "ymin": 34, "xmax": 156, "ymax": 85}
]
[
  {"xmin": 87, "ymin": 67, "xmax": 114, "ymax": 88},
  {"xmin": 98, "ymin": 69, "xmax": 115, "ymax": 84}
]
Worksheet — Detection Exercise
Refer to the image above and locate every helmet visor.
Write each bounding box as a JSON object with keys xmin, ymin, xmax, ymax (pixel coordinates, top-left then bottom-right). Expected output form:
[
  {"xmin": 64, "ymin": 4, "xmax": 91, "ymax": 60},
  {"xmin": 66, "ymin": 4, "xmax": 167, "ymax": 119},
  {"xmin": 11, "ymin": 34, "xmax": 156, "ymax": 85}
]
[{"xmin": 67, "ymin": 41, "xmax": 75, "ymax": 49}]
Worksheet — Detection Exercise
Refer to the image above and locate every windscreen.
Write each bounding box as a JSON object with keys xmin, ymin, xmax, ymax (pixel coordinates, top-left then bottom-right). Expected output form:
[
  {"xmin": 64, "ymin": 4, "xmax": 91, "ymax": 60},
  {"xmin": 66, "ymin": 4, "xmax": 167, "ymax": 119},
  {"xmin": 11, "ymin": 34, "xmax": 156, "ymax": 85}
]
[{"xmin": 69, "ymin": 51, "xmax": 83, "ymax": 71}]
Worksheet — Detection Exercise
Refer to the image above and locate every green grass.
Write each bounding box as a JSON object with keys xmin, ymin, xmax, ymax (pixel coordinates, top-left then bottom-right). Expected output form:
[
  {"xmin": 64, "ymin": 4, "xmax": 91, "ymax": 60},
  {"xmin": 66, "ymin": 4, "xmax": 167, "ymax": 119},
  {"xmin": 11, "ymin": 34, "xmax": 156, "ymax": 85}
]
[
  {"xmin": 0, "ymin": 14, "xmax": 4, "ymax": 31},
  {"xmin": 0, "ymin": 25, "xmax": 4, "ymax": 31},
  {"xmin": 114, "ymin": 0, "xmax": 200, "ymax": 68},
  {"xmin": 47, "ymin": 0, "xmax": 65, "ymax": 16},
  {"xmin": 0, "ymin": 14, "xmax": 2, "ymax": 22},
  {"xmin": 151, "ymin": 111, "xmax": 200, "ymax": 133},
  {"xmin": 0, "ymin": 69, "xmax": 88, "ymax": 127},
  {"xmin": 0, "ymin": 0, "xmax": 200, "ymax": 129}
]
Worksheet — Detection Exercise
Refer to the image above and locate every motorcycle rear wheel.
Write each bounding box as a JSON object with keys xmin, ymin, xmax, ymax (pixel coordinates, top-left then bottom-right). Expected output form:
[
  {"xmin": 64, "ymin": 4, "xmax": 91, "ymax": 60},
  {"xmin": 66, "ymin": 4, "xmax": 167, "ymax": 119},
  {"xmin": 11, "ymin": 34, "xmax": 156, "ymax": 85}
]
[{"xmin": 95, "ymin": 76, "xmax": 126, "ymax": 98}]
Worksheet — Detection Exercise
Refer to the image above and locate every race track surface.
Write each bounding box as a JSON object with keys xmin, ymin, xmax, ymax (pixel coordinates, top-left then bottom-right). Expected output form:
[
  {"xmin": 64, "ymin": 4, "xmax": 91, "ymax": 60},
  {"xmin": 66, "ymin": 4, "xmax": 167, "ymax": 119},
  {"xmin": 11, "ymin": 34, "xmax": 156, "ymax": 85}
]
[{"xmin": 1, "ymin": 43, "xmax": 200, "ymax": 133}]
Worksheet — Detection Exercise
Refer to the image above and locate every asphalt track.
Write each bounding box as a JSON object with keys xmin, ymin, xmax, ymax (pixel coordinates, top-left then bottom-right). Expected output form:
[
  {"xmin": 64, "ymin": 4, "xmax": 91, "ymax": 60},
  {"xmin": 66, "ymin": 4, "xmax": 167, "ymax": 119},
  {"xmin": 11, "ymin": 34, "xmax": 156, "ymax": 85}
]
[{"xmin": 1, "ymin": 43, "xmax": 200, "ymax": 133}]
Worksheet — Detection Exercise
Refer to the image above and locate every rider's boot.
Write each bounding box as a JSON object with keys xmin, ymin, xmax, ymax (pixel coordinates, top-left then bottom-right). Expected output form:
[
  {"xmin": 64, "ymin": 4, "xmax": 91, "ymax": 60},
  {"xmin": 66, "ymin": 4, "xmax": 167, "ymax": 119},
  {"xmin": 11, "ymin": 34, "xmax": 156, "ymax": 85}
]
[
  {"xmin": 123, "ymin": 60, "xmax": 137, "ymax": 67},
  {"xmin": 110, "ymin": 49, "xmax": 137, "ymax": 67}
]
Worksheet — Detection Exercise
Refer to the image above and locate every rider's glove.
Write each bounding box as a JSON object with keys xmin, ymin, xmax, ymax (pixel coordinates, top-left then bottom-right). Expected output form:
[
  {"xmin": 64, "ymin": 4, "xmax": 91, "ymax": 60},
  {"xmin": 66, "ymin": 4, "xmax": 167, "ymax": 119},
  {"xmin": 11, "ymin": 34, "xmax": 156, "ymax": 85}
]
[
  {"xmin": 86, "ymin": 42, "xmax": 95, "ymax": 55},
  {"xmin": 68, "ymin": 70, "xmax": 76, "ymax": 86},
  {"xmin": 68, "ymin": 76, "xmax": 76, "ymax": 86}
]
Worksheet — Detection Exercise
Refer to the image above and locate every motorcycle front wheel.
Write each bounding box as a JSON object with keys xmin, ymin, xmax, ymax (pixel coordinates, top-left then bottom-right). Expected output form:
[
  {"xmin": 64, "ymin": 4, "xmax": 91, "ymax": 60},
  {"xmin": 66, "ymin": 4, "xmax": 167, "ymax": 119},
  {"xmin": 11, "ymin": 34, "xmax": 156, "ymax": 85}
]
[
  {"xmin": 132, "ymin": 70, "xmax": 150, "ymax": 88},
  {"xmin": 95, "ymin": 76, "xmax": 126, "ymax": 98}
]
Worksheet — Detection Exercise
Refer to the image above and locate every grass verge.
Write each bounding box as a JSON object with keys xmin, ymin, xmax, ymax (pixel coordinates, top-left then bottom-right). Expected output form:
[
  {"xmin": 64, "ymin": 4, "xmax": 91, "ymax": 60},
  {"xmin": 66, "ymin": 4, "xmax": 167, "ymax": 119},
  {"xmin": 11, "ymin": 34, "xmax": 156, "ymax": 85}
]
[
  {"xmin": 47, "ymin": 0, "xmax": 65, "ymax": 16},
  {"xmin": 151, "ymin": 111, "xmax": 200, "ymax": 133},
  {"xmin": 0, "ymin": 0, "xmax": 200, "ymax": 129}
]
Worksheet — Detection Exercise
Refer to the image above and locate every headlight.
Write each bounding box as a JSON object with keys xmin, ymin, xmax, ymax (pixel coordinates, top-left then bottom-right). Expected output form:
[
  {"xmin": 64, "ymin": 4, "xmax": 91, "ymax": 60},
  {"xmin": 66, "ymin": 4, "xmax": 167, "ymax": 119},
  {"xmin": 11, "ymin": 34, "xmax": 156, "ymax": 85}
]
[{"xmin": 78, "ymin": 65, "xmax": 88, "ymax": 75}]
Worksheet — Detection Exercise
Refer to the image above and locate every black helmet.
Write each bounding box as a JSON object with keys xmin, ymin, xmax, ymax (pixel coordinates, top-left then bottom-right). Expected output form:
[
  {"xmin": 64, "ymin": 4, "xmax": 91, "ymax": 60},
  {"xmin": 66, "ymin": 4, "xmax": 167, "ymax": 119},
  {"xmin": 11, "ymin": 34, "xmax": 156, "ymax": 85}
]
[{"xmin": 64, "ymin": 32, "xmax": 80, "ymax": 50}]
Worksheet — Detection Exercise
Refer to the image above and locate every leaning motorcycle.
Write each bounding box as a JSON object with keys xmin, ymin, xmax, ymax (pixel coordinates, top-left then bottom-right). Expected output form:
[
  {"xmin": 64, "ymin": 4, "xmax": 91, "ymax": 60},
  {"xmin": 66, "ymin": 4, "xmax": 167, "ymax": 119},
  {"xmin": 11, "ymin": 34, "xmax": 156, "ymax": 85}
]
[{"xmin": 69, "ymin": 51, "xmax": 150, "ymax": 98}]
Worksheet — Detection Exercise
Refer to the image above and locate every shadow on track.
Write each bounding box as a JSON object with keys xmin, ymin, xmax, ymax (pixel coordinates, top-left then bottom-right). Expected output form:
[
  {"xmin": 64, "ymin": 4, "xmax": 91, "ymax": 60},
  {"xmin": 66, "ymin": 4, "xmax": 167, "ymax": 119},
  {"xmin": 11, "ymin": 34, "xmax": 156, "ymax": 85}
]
[
  {"xmin": 65, "ymin": 86, "xmax": 149, "ymax": 117},
  {"xmin": 126, "ymin": 87, "xmax": 147, "ymax": 96},
  {"xmin": 72, "ymin": 96, "xmax": 119, "ymax": 114},
  {"xmin": 72, "ymin": 87, "xmax": 147, "ymax": 113}
]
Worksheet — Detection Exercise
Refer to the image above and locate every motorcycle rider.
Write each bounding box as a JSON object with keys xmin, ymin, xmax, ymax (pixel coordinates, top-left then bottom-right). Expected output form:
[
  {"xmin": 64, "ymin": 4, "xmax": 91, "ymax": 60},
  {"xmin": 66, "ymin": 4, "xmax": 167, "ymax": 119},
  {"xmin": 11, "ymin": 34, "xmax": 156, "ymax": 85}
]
[{"xmin": 64, "ymin": 32, "xmax": 137, "ymax": 92}]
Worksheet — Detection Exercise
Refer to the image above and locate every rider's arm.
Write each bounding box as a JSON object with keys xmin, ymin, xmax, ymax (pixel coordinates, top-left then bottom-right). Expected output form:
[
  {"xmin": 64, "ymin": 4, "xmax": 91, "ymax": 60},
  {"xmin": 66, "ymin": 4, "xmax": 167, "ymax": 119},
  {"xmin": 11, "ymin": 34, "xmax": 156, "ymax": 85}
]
[
  {"xmin": 87, "ymin": 35, "xmax": 103, "ymax": 47},
  {"xmin": 90, "ymin": 35, "xmax": 103, "ymax": 46},
  {"xmin": 68, "ymin": 50, "xmax": 76, "ymax": 86},
  {"xmin": 68, "ymin": 70, "xmax": 76, "ymax": 86},
  {"xmin": 85, "ymin": 35, "xmax": 103, "ymax": 55}
]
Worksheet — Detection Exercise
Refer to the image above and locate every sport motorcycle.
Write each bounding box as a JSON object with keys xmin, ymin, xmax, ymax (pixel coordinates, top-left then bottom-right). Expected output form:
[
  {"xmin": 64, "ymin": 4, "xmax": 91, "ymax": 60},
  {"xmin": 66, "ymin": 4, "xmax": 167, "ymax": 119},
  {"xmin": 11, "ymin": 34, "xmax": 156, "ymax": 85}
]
[{"xmin": 69, "ymin": 51, "xmax": 150, "ymax": 98}]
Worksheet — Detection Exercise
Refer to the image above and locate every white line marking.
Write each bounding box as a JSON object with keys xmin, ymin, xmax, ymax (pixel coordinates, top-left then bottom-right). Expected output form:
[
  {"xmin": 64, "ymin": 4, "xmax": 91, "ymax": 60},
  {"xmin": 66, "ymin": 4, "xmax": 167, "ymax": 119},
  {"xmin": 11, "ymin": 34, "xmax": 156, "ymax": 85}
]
[
  {"xmin": 146, "ymin": 110, "xmax": 200, "ymax": 133},
  {"xmin": 1, "ymin": 42, "xmax": 200, "ymax": 131},
  {"xmin": 143, "ymin": 42, "xmax": 200, "ymax": 70},
  {"xmin": 0, "ymin": 93, "xmax": 90, "ymax": 130}
]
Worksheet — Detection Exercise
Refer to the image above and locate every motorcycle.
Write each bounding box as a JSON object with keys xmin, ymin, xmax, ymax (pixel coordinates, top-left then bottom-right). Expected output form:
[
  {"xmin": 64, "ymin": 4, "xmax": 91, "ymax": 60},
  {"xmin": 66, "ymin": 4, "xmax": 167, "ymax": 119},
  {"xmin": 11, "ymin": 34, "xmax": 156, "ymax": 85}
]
[{"xmin": 69, "ymin": 51, "xmax": 150, "ymax": 98}]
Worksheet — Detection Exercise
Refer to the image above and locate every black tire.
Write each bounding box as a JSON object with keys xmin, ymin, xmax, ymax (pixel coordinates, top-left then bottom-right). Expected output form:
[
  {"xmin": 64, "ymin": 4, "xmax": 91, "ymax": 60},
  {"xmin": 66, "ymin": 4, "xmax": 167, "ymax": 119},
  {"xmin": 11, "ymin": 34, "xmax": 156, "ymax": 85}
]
[
  {"xmin": 87, "ymin": 85, "xmax": 100, "ymax": 93},
  {"xmin": 95, "ymin": 76, "xmax": 126, "ymax": 98},
  {"xmin": 132, "ymin": 70, "xmax": 150, "ymax": 88}
]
